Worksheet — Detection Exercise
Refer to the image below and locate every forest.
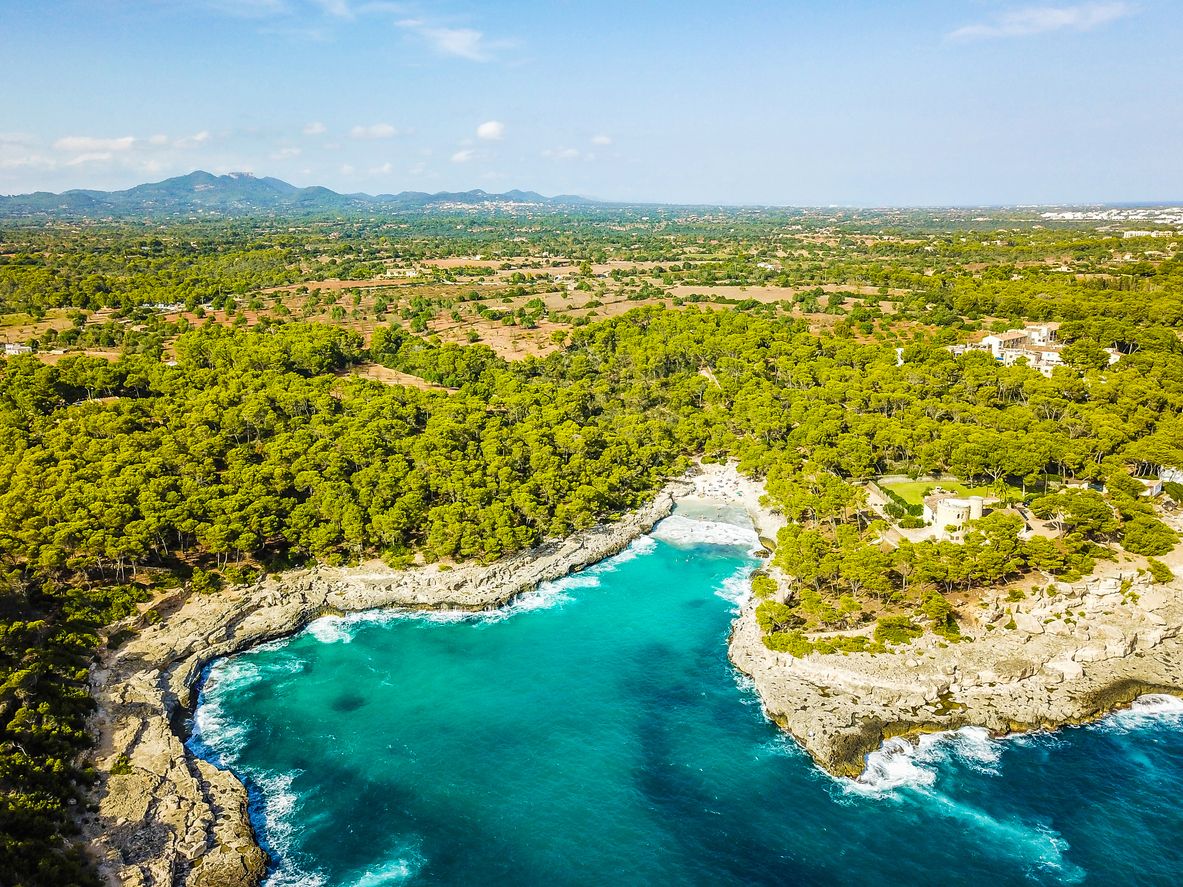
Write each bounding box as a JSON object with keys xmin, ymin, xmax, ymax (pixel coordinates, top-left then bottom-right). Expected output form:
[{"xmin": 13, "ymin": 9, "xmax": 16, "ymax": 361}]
[{"xmin": 1, "ymin": 208, "xmax": 1181, "ymax": 884}]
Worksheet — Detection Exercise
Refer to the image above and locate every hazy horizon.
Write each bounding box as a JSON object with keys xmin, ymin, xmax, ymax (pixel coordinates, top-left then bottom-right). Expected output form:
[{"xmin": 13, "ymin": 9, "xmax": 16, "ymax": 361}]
[
  {"xmin": 6, "ymin": 167, "xmax": 1183, "ymax": 210},
  {"xmin": 3, "ymin": 1, "xmax": 1181, "ymax": 205}
]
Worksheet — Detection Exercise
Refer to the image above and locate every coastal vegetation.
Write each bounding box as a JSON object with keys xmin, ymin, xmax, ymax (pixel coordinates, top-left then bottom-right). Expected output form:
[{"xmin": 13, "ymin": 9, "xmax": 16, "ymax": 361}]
[{"xmin": 1, "ymin": 207, "xmax": 1181, "ymax": 883}]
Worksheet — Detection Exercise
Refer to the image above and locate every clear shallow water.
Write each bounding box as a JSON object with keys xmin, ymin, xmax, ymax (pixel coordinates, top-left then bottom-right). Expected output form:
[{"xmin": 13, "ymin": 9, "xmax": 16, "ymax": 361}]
[{"xmin": 190, "ymin": 508, "xmax": 1183, "ymax": 886}]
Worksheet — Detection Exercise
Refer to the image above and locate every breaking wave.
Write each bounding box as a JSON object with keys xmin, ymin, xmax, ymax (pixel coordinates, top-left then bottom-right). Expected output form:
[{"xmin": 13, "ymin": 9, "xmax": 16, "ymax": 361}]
[
  {"xmin": 842, "ymin": 728, "xmax": 1082, "ymax": 880},
  {"xmin": 1098, "ymin": 693, "xmax": 1183, "ymax": 735},
  {"xmin": 346, "ymin": 854, "xmax": 424, "ymax": 887},
  {"xmin": 650, "ymin": 514, "xmax": 760, "ymax": 550},
  {"xmin": 846, "ymin": 727, "xmax": 1002, "ymax": 796},
  {"xmin": 298, "ymin": 535, "xmax": 662, "ymax": 645}
]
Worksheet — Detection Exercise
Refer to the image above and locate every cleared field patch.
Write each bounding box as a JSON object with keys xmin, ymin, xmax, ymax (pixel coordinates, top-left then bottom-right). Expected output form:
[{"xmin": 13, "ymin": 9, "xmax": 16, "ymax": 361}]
[
  {"xmin": 879, "ymin": 478, "xmax": 998, "ymax": 506},
  {"xmin": 343, "ymin": 362, "xmax": 454, "ymax": 391}
]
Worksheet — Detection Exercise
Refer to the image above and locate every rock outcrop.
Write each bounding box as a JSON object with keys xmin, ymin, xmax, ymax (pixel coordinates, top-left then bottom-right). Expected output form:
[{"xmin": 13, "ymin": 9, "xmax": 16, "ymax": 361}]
[
  {"xmin": 729, "ymin": 569, "xmax": 1183, "ymax": 779},
  {"xmin": 83, "ymin": 480, "xmax": 689, "ymax": 886}
]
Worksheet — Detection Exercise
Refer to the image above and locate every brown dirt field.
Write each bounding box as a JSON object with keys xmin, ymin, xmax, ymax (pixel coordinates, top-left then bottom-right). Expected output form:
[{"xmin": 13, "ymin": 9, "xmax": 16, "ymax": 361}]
[
  {"xmin": 667, "ymin": 283, "xmax": 909, "ymax": 303},
  {"xmin": 668, "ymin": 285, "xmax": 798, "ymax": 302},
  {"xmin": 343, "ymin": 362, "xmax": 454, "ymax": 391},
  {"xmin": 34, "ymin": 349, "xmax": 123, "ymax": 364},
  {"xmin": 263, "ymin": 277, "xmax": 425, "ymax": 295}
]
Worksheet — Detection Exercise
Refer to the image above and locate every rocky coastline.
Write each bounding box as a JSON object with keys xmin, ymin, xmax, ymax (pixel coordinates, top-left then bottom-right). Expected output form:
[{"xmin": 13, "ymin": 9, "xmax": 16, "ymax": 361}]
[
  {"xmin": 728, "ymin": 538, "xmax": 1183, "ymax": 781},
  {"xmin": 83, "ymin": 461, "xmax": 1183, "ymax": 884},
  {"xmin": 82, "ymin": 477, "xmax": 692, "ymax": 887}
]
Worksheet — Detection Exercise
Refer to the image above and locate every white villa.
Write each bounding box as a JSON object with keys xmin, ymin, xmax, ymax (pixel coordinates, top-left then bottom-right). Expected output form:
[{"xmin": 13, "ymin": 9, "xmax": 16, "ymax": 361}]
[{"xmin": 922, "ymin": 493, "xmax": 985, "ymax": 537}]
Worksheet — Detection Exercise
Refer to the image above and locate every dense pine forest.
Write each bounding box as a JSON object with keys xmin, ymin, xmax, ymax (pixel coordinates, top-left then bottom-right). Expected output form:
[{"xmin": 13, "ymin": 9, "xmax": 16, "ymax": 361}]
[{"xmin": 1, "ymin": 207, "xmax": 1182, "ymax": 883}]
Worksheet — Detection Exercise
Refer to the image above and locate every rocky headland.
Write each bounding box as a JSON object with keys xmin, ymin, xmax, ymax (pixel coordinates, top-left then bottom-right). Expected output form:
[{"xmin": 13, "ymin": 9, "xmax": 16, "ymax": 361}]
[{"xmin": 729, "ymin": 534, "xmax": 1183, "ymax": 781}]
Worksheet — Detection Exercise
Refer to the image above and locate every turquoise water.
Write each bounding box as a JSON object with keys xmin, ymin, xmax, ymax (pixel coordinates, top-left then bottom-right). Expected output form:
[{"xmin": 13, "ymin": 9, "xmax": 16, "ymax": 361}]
[{"xmin": 190, "ymin": 508, "xmax": 1183, "ymax": 886}]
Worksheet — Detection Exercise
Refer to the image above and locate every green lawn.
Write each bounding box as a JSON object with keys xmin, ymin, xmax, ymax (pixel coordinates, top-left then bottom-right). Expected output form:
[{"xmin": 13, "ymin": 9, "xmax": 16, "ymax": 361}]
[{"xmin": 879, "ymin": 479, "xmax": 999, "ymax": 506}]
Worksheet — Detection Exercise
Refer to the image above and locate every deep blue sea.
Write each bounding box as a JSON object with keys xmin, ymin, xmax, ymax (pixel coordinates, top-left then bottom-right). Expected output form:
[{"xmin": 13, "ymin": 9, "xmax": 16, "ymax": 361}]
[{"xmin": 189, "ymin": 506, "xmax": 1183, "ymax": 886}]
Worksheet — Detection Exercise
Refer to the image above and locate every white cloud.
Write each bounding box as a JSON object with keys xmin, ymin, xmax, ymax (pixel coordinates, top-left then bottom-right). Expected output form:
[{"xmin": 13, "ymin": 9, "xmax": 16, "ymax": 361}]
[
  {"xmin": 543, "ymin": 146, "xmax": 582, "ymax": 160},
  {"xmin": 451, "ymin": 148, "xmax": 476, "ymax": 163},
  {"xmin": 175, "ymin": 130, "xmax": 212, "ymax": 148},
  {"xmin": 340, "ymin": 163, "xmax": 355, "ymax": 175},
  {"xmin": 65, "ymin": 152, "xmax": 114, "ymax": 166},
  {"xmin": 271, "ymin": 146, "xmax": 303, "ymax": 159},
  {"xmin": 424, "ymin": 27, "xmax": 488, "ymax": 60},
  {"xmin": 370, "ymin": 161, "xmax": 393, "ymax": 174},
  {"xmin": 148, "ymin": 133, "xmax": 169, "ymax": 146},
  {"xmin": 311, "ymin": 0, "xmax": 352, "ymax": 17},
  {"xmin": 303, "ymin": 121, "xmax": 327, "ymax": 135},
  {"xmin": 397, "ymin": 20, "xmax": 499, "ymax": 61},
  {"xmin": 0, "ymin": 152, "xmax": 56, "ymax": 171},
  {"xmin": 350, "ymin": 123, "xmax": 398, "ymax": 139},
  {"xmin": 949, "ymin": 2, "xmax": 1134, "ymax": 40},
  {"xmin": 476, "ymin": 120, "xmax": 505, "ymax": 141},
  {"xmin": 591, "ymin": 134, "xmax": 612, "ymax": 146},
  {"xmin": 202, "ymin": 0, "xmax": 290, "ymax": 18},
  {"xmin": 53, "ymin": 135, "xmax": 136, "ymax": 153}
]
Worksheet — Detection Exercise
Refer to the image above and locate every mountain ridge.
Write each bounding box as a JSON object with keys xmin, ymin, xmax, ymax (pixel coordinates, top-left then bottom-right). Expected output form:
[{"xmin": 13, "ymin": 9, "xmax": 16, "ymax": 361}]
[{"xmin": 0, "ymin": 170, "xmax": 599, "ymax": 217}]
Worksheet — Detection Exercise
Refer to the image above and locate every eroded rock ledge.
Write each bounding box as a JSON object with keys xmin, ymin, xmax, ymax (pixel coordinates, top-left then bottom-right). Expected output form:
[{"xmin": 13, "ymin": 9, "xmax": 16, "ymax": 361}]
[
  {"xmin": 83, "ymin": 479, "xmax": 690, "ymax": 887},
  {"xmin": 729, "ymin": 569, "xmax": 1183, "ymax": 779}
]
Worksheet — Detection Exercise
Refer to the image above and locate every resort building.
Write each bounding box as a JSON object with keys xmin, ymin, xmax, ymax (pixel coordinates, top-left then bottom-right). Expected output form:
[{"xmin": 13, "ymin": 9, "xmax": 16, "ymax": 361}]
[{"xmin": 974, "ymin": 323, "xmax": 1067, "ymax": 377}]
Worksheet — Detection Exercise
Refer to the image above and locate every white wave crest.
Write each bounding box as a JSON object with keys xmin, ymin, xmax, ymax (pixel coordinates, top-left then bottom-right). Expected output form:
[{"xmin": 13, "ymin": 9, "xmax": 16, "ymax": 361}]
[
  {"xmin": 297, "ymin": 536, "xmax": 665, "ymax": 644},
  {"xmin": 347, "ymin": 853, "xmax": 424, "ymax": 887},
  {"xmin": 1128, "ymin": 693, "xmax": 1183, "ymax": 714},
  {"xmin": 716, "ymin": 567, "xmax": 756, "ymax": 611},
  {"xmin": 843, "ymin": 729, "xmax": 1081, "ymax": 879},
  {"xmin": 189, "ymin": 692, "xmax": 247, "ymax": 766},
  {"xmin": 306, "ymin": 616, "xmax": 355, "ymax": 644},
  {"xmin": 1100, "ymin": 693, "xmax": 1183, "ymax": 735},
  {"xmin": 650, "ymin": 514, "xmax": 760, "ymax": 549},
  {"xmin": 847, "ymin": 726, "xmax": 1001, "ymax": 796}
]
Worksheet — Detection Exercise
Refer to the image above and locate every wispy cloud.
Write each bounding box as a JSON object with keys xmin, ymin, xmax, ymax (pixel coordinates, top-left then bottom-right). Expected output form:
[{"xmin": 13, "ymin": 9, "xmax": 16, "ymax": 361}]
[
  {"xmin": 397, "ymin": 19, "xmax": 507, "ymax": 61},
  {"xmin": 451, "ymin": 148, "xmax": 476, "ymax": 163},
  {"xmin": 350, "ymin": 123, "xmax": 398, "ymax": 139},
  {"xmin": 591, "ymin": 134, "xmax": 612, "ymax": 146},
  {"xmin": 201, "ymin": 0, "xmax": 291, "ymax": 19},
  {"xmin": 175, "ymin": 130, "xmax": 212, "ymax": 148},
  {"xmin": 541, "ymin": 146, "xmax": 584, "ymax": 160},
  {"xmin": 54, "ymin": 135, "xmax": 136, "ymax": 153},
  {"xmin": 949, "ymin": 2, "xmax": 1134, "ymax": 40},
  {"xmin": 476, "ymin": 120, "xmax": 505, "ymax": 141},
  {"xmin": 303, "ymin": 121, "xmax": 327, "ymax": 136}
]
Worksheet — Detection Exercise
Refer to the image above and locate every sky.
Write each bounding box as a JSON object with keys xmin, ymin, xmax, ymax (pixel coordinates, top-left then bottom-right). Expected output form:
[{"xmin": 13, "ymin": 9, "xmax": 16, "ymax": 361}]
[{"xmin": 1, "ymin": 0, "xmax": 1181, "ymax": 205}]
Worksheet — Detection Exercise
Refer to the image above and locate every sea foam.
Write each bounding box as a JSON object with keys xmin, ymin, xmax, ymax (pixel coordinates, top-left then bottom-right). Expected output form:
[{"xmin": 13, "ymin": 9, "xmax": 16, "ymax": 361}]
[
  {"xmin": 843, "ymin": 729, "xmax": 1083, "ymax": 880},
  {"xmin": 1099, "ymin": 693, "xmax": 1183, "ymax": 735},
  {"xmin": 650, "ymin": 514, "xmax": 760, "ymax": 550},
  {"xmin": 346, "ymin": 853, "xmax": 424, "ymax": 887},
  {"xmin": 847, "ymin": 727, "xmax": 1001, "ymax": 797}
]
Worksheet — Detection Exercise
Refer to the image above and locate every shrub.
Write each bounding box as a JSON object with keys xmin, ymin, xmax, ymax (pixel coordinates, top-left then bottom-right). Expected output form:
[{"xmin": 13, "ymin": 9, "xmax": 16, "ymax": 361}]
[
  {"xmin": 1146, "ymin": 558, "xmax": 1175, "ymax": 584},
  {"xmin": 873, "ymin": 615, "xmax": 922, "ymax": 646},
  {"xmin": 764, "ymin": 630, "xmax": 814, "ymax": 657},
  {"xmin": 756, "ymin": 600, "xmax": 799, "ymax": 632},
  {"xmin": 190, "ymin": 568, "xmax": 220, "ymax": 595},
  {"xmin": 750, "ymin": 572, "xmax": 778, "ymax": 599},
  {"xmin": 1122, "ymin": 516, "xmax": 1178, "ymax": 556}
]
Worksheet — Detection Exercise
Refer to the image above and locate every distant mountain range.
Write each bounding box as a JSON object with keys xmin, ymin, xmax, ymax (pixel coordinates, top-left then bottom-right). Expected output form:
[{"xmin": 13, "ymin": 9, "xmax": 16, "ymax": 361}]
[{"xmin": 0, "ymin": 171, "xmax": 599, "ymax": 218}]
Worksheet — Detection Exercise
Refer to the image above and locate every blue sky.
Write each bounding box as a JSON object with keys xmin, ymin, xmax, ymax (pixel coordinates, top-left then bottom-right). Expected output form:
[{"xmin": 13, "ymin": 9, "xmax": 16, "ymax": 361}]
[{"xmin": 1, "ymin": 1, "xmax": 1180, "ymax": 204}]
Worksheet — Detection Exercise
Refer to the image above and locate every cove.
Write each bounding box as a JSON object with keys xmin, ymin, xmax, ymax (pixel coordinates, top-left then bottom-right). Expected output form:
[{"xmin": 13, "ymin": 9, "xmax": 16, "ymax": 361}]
[{"xmin": 189, "ymin": 507, "xmax": 1183, "ymax": 886}]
